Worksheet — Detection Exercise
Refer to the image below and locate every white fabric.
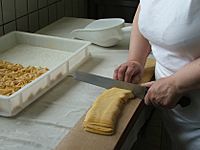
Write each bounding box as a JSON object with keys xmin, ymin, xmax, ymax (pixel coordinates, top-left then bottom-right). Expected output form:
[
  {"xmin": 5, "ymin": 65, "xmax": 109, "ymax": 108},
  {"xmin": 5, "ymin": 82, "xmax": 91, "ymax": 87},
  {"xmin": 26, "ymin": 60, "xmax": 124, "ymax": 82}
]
[{"xmin": 139, "ymin": 0, "xmax": 200, "ymax": 149}]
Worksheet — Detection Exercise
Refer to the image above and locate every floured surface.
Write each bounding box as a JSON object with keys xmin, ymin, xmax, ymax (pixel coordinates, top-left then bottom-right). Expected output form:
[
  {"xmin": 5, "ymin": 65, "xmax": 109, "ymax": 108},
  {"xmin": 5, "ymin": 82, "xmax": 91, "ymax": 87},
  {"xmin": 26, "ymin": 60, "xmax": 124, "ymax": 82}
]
[
  {"xmin": 37, "ymin": 17, "xmax": 94, "ymax": 39},
  {"xmin": 0, "ymin": 44, "xmax": 71, "ymax": 69},
  {"xmin": 0, "ymin": 50, "xmax": 131, "ymax": 150}
]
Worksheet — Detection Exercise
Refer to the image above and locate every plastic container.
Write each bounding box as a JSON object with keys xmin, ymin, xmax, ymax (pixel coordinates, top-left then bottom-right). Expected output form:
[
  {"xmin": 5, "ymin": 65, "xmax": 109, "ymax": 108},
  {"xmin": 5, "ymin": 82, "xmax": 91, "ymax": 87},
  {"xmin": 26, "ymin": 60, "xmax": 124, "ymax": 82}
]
[{"xmin": 0, "ymin": 31, "xmax": 91, "ymax": 117}]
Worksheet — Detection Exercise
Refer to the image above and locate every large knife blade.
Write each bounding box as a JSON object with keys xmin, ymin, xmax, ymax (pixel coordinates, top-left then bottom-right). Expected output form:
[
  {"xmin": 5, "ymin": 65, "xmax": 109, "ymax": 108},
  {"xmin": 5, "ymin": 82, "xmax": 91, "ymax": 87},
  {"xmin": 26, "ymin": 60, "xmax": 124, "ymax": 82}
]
[
  {"xmin": 72, "ymin": 71, "xmax": 147, "ymax": 99},
  {"xmin": 71, "ymin": 71, "xmax": 190, "ymax": 107}
]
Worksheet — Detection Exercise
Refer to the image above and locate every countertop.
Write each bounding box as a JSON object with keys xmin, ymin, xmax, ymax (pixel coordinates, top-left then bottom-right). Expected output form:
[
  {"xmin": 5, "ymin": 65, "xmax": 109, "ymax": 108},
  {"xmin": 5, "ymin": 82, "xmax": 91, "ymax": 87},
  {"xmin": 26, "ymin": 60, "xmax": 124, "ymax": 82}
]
[{"xmin": 0, "ymin": 17, "xmax": 151, "ymax": 150}]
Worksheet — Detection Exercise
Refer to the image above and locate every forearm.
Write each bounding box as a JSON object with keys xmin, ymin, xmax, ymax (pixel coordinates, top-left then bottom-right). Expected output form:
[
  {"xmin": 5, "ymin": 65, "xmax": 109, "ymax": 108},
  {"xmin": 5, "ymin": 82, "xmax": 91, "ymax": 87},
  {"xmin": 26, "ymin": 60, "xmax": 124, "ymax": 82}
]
[
  {"xmin": 128, "ymin": 5, "xmax": 151, "ymax": 67},
  {"xmin": 173, "ymin": 57, "xmax": 200, "ymax": 94}
]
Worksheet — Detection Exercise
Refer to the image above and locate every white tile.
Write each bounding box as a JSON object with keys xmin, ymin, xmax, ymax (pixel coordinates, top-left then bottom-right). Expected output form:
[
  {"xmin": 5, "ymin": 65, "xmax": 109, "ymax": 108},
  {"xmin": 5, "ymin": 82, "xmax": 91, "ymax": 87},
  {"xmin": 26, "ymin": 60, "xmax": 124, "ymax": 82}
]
[
  {"xmin": 65, "ymin": 0, "xmax": 73, "ymax": 16},
  {"xmin": 29, "ymin": 12, "xmax": 39, "ymax": 32},
  {"xmin": 17, "ymin": 16, "xmax": 29, "ymax": 31},
  {"xmin": 48, "ymin": 4, "xmax": 57, "ymax": 23},
  {"xmin": 28, "ymin": 0, "xmax": 38, "ymax": 12},
  {"xmin": 0, "ymin": 26, "xmax": 3, "ymax": 36},
  {"xmin": 48, "ymin": 0, "xmax": 57, "ymax": 5},
  {"xmin": 4, "ymin": 21, "xmax": 16, "ymax": 34},
  {"xmin": 16, "ymin": 0, "xmax": 28, "ymax": 18},
  {"xmin": 57, "ymin": 0, "xmax": 65, "ymax": 19},
  {"xmin": 2, "ymin": 0, "xmax": 15, "ymax": 23},
  {"xmin": 39, "ymin": 7, "xmax": 48, "ymax": 28},
  {"xmin": 38, "ymin": 0, "xmax": 47, "ymax": 9}
]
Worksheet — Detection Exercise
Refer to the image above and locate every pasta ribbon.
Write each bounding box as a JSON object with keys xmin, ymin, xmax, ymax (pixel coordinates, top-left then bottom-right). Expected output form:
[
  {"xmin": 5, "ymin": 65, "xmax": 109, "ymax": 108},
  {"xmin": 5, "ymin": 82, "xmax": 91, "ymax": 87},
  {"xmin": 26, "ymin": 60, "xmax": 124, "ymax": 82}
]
[{"xmin": 0, "ymin": 60, "xmax": 49, "ymax": 96}]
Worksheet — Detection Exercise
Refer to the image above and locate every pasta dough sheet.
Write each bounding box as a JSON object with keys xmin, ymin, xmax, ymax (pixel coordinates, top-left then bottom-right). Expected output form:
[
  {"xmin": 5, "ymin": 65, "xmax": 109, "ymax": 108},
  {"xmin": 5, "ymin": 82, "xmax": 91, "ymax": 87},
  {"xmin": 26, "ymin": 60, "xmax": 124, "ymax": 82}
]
[
  {"xmin": 83, "ymin": 87, "xmax": 134, "ymax": 135},
  {"xmin": 83, "ymin": 58, "xmax": 156, "ymax": 135}
]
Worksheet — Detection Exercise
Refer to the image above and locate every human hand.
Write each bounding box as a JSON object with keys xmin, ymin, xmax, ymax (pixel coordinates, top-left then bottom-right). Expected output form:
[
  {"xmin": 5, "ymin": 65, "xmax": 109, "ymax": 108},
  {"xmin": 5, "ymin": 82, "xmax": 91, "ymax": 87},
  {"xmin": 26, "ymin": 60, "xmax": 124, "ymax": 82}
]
[
  {"xmin": 142, "ymin": 76, "xmax": 182, "ymax": 109},
  {"xmin": 113, "ymin": 61, "xmax": 144, "ymax": 83}
]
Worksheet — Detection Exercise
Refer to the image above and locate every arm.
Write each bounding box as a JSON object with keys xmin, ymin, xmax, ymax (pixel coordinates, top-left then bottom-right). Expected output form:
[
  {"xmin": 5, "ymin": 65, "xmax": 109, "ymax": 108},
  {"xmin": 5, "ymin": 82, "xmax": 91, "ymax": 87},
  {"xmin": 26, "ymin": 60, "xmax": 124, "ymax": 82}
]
[
  {"xmin": 174, "ymin": 57, "xmax": 200, "ymax": 94},
  {"xmin": 113, "ymin": 5, "xmax": 151, "ymax": 83},
  {"xmin": 143, "ymin": 57, "xmax": 200, "ymax": 108},
  {"xmin": 128, "ymin": 5, "xmax": 151, "ymax": 67}
]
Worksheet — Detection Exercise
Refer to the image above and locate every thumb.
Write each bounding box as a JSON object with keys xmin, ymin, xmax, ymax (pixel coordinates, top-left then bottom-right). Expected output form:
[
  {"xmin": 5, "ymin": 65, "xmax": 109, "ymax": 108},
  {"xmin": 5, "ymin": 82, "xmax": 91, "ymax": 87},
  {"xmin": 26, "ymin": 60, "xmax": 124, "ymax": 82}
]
[{"xmin": 141, "ymin": 81, "xmax": 155, "ymax": 88}]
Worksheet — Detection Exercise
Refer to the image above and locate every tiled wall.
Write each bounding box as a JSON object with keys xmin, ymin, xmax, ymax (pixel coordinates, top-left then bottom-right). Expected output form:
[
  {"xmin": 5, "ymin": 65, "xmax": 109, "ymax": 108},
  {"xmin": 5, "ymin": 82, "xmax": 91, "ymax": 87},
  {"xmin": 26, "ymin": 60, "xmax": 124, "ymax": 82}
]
[
  {"xmin": 65, "ymin": 0, "xmax": 88, "ymax": 18},
  {"xmin": 0, "ymin": 0, "xmax": 88, "ymax": 36}
]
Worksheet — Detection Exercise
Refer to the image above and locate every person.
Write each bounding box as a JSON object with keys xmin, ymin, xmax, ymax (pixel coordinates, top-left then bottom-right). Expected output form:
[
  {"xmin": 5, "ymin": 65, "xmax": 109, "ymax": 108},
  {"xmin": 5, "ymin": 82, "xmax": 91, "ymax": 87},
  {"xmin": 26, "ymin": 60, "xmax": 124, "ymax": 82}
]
[{"xmin": 113, "ymin": 1, "xmax": 200, "ymax": 150}]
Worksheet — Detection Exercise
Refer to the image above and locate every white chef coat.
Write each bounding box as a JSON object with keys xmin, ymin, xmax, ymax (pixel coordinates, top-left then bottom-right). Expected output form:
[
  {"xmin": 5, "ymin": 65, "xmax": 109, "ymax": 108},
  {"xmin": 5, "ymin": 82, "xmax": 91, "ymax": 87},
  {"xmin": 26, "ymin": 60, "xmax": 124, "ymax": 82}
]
[{"xmin": 138, "ymin": 0, "xmax": 200, "ymax": 149}]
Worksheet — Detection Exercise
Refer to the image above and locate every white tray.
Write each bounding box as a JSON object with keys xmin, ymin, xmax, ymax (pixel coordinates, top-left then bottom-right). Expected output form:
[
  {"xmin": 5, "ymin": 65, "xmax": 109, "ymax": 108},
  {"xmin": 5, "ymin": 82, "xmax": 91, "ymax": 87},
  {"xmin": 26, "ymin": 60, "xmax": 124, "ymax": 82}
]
[{"xmin": 0, "ymin": 31, "xmax": 90, "ymax": 117}]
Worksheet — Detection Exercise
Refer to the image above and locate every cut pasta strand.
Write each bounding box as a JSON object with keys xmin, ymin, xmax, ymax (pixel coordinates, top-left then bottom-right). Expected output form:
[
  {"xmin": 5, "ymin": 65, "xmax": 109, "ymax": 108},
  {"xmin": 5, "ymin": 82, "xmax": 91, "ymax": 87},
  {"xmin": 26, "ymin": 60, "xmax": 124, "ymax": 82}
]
[{"xmin": 0, "ymin": 60, "xmax": 49, "ymax": 96}]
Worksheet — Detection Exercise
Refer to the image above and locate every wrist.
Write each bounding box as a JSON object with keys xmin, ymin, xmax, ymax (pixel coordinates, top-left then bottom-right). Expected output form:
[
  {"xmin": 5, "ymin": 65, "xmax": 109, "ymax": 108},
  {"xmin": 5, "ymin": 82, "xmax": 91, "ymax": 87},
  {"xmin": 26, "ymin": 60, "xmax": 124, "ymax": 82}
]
[
  {"xmin": 127, "ymin": 60, "xmax": 144, "ymax": 69},
  {"xmin": 170, "ymin": 75, "xmax": 185, "ymax": 95},
  {"xmin": 127, "ymin": 59, "xmax": 145, "ymax": 67}
]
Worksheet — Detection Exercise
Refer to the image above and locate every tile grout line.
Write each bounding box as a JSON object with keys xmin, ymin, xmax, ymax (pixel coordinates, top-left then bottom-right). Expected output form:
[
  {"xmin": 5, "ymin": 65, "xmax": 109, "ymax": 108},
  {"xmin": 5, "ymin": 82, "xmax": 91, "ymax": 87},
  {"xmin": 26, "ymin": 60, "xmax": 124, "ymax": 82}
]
[
  {"xmin": 0, "ymin": 0, "xmax": 5, "ymax": 34},
  {"xmin": 37, "ymin": 0, "xmax": 40, "ymax": 30},
  {"xmin": 47, "ymin": 0, "xmax": 50, "ymax": 25},
  {"xmin": 63, "ymin": 0, "xmax": 66, "ymax": 17},
  {"xmin": 14, "ymin": 0, "xmax": 17, "ymax": 31},
  {"xmin": 27, "ymin": 0, "xmax": 30, "ymax": 32}
]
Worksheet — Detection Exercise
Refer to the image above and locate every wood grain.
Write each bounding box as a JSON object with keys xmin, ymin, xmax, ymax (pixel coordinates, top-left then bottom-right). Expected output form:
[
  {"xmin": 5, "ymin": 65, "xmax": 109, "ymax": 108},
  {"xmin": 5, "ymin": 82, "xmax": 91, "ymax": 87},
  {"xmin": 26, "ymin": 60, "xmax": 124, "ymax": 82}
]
[{"xmin": 56, "ymin": 98, "xmax": 144, "ymax": 150}]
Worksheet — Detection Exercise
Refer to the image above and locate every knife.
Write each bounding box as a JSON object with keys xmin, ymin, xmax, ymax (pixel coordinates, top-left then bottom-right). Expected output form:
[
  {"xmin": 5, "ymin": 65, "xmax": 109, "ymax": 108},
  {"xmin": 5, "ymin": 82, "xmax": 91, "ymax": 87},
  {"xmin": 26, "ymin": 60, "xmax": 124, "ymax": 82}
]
[{"xmin": 70, "ymin": 71, "xmax": 190, "ymax": 107}]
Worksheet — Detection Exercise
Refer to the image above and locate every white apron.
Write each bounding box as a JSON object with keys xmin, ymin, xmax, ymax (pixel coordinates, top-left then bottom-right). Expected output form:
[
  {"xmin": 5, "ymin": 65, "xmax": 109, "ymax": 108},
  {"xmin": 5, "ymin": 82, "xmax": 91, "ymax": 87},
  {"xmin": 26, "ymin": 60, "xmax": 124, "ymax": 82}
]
[{"xmin": 139, "ymin": 0, "xmax": 200, "ymax": 149}]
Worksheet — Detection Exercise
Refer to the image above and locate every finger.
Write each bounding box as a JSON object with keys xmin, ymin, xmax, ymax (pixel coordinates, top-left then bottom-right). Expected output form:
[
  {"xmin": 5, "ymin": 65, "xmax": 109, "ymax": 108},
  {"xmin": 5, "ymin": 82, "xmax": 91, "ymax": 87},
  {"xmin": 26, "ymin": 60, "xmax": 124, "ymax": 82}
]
[
  {"xmin": 118, "ymin": 65, "xmax": 127, "ymax": 81},
  {"xmin": 141, "ymin": 81, "xmax": 155, "ymax": 87},
  {"xmin": 151, "ymin": 98, "xmax": 161, "ymax": 108},
  {"xmin": 113, "ymin": 66, "xmax": 120, "ymax": 80},
  {"xmin": 124, "ymin": 67, "xmax": 135, "ymax": 82},
  {"xmin": 131, "ymin": 74, "xmax": 141, "ymax": 83},
  {"xmin": 147, "ymin": 88, "xmax": 162, "ymax": 107},
  {"xmin": 144, "ymin": 91, "xmax": 151, "ymax": 105}
]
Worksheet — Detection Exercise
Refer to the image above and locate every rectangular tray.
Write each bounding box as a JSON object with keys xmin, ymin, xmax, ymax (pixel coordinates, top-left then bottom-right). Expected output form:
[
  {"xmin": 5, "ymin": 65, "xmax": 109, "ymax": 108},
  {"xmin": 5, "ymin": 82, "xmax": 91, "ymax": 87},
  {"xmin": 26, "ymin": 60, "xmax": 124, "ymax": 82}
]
[{"xmin": 0, "ymin": 31, "xmax": 90, "ymax": 117}]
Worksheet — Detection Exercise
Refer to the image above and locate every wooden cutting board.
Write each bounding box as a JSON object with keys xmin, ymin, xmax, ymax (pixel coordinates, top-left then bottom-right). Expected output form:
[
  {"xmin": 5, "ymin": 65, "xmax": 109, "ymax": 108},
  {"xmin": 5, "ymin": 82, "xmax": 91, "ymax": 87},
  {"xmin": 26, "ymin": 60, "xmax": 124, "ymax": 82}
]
[{"xmin": 56, "ymin": 98, "xmax": 145, "ymax": 150}]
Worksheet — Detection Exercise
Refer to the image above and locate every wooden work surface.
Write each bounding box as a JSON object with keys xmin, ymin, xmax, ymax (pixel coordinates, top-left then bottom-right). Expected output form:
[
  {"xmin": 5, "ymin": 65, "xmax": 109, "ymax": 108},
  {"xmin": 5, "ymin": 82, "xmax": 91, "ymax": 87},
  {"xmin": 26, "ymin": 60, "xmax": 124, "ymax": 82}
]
[{"xmin": 56, "ymin": 99, "xmax": 145, "ymax": 150}]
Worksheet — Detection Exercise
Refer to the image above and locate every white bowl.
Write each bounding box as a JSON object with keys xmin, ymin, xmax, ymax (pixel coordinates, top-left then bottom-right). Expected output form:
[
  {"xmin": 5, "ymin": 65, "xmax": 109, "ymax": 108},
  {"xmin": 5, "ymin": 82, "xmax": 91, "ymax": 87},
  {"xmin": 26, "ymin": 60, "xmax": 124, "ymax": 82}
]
[{"xmin": 71, "ymin": 18, "xmax": 131, "ymax": 47}]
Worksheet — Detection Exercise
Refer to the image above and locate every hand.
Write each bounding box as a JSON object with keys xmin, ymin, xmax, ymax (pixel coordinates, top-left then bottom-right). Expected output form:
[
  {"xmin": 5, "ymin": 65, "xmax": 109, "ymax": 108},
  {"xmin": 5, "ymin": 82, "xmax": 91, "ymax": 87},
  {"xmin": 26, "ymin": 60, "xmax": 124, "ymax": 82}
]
[
  {"xmin": 113, "ymin": 61, "xmax": 144, "ymax": 83},
  {"xmin": 142, "ymin": 76, "xmax": 182, "ymax": 109}
]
